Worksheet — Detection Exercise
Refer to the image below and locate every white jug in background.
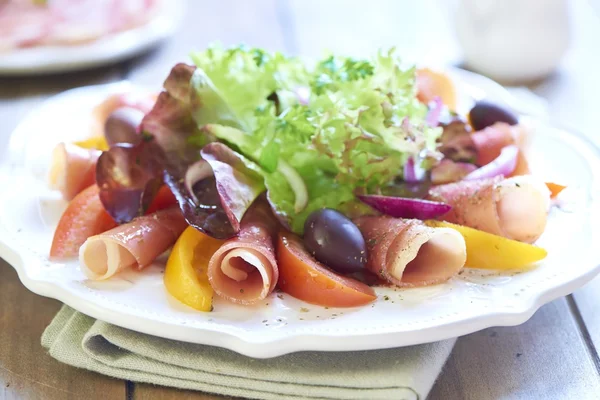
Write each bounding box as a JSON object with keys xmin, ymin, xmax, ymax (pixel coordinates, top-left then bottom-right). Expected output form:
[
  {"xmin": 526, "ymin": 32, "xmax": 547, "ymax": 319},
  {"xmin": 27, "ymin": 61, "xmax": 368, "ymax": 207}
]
[{"xmin": 454, "ymin": 0, "xmax": 571, "ymax": 83}]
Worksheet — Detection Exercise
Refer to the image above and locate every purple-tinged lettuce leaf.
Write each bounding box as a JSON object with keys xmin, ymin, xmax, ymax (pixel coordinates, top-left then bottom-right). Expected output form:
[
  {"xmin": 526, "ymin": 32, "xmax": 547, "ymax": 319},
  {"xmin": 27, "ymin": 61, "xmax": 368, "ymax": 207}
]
[
  {"xmin": 140, "ymin": 63, "xmax": 211, "ymax": 167},
  {"xmin": 199, "ymin": 143, "xmax": 265, "ymax": 232},
  {"xmin": 173, "ymin": 143, "xmax": 265, "ymax": 239},
  {"xmin": 104, "ymin": 107, "xmax": 145, "ymax": 147},
  {"xmin": 96, "ymin": 142, "xmax": 164, "ymax": 223}
]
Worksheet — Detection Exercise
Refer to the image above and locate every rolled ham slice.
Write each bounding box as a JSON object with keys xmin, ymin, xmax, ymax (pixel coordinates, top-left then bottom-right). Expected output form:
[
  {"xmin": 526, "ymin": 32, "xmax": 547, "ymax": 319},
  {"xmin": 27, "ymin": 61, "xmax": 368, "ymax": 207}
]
[
  {"xmin": 79, "ymin": 208, "xmax": 188, "ymax": 280},
  {"xmin": 472, "ymin": 122, "xmax": 529, "ymax": 166},
  {"xmin": 208, "ymin": 200, "xmax": 279, "ymax": 305},
  {"xmin": 428, "ymin": 175, "xmax": 550, "ymax": 243},
  {"xmin": 355, "ymin": 217, "xmax": 466, "ymax": 287},
  {"xmin": 49, "ymin": 142, "xmax": 100, "ymax": 200}
]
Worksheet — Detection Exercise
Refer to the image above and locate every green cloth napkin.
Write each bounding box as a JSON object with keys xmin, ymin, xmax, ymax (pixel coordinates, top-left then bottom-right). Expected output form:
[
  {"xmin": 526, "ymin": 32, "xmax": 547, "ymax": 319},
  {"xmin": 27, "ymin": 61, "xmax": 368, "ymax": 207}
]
[{"xmin": 42, "ymin": 306, "xmax": 455, "ymax": 400}]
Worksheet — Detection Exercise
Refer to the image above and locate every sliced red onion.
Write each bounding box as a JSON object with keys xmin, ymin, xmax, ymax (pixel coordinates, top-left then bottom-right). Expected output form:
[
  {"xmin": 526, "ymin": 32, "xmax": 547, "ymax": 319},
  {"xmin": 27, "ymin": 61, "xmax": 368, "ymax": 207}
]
[
  {"xmin": 403, "ymin": 156, "xmax": 427, "ymax": 183},
  {"xmin": 403, "ymin": 157, "xmax": 417, "ymax": 182},
  {"xmin": 358, "ymin": 194, "xmax": 451, "ymax": 220},
  {"xmin": 426, "ymin": 96, "xmax": 443, "ymax": 127},
  {"xmin": 464, "ymin": 145, "xmax": 518, "ymax": 181}
]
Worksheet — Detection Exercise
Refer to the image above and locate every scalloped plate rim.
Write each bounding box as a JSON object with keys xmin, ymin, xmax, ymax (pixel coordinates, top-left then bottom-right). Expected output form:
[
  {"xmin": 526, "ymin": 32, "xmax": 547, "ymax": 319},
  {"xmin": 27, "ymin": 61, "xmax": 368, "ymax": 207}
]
[{"xmin": 1, "ymin": 68, "xmax": 600, "ymax": 358}]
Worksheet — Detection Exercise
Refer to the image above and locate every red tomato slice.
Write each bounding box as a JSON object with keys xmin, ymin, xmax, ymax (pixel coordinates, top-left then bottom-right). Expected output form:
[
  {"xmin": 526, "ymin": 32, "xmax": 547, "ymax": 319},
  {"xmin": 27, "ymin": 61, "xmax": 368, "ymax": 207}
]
[
  {"xmin": 277, "ymin": 232, "xmax": 377, "ymax": 308},
  {"xmin": 50, "ymin": 185, "xmax": 117, "ymax": 259},
  {"xmin": 146, "ymin": 185, "xmax": 177, "ymax": 214}
]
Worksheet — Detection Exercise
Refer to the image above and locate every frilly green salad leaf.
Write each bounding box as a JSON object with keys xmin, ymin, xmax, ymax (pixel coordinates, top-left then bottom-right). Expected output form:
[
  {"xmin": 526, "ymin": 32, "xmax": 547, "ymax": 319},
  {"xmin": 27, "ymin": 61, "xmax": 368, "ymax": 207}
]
[{"xmin": 168, "ymin": 45, "xmax": 442, "ymax": 233}]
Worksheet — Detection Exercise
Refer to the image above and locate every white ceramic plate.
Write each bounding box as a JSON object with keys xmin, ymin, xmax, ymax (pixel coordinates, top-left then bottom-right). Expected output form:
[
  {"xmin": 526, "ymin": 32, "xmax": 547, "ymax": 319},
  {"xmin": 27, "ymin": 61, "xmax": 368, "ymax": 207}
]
[
  {"xmin": 1, "ymin": 71, "xmax": 600, "ymax": 358},
  {"xmin": 0, "ymin": 0, "xmax": 183, "ymax": 75}
]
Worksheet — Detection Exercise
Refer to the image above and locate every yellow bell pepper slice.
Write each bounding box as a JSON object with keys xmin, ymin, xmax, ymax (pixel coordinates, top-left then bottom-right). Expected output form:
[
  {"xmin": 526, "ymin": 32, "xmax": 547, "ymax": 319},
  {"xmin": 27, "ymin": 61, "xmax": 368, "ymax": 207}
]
[
  {"xmin": 426, "ymin": 220, "xmax": 547, "ymax": 270},
  {"xmin": 74, "ymin": 136, "xmax": 109, "ymax": 151},
  {"xmin": 164, "ymin": 226, "xmax": 225, "ymax": 311}
]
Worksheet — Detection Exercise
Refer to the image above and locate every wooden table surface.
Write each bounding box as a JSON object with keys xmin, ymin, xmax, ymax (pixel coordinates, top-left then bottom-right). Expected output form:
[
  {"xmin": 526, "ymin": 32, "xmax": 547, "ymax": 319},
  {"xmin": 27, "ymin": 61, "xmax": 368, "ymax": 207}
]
[{"xmin": 2, "ymin": 1, "xmax": 600, "ymax": 399}]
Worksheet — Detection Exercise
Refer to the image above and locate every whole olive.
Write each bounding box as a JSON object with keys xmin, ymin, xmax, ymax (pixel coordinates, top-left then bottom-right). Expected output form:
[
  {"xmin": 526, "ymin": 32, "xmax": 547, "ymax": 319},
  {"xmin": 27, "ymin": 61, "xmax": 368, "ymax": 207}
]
[
  {"xmin": 104, "ymin": 107, "xmax": 145, "ymax": 146},
  {"xmin": 303, "ymin": 208, "xmax": 367, "ymax": 274},
  {"xmin": 469, "ymin": 100, "xmax": 518, "ymax": 131}
]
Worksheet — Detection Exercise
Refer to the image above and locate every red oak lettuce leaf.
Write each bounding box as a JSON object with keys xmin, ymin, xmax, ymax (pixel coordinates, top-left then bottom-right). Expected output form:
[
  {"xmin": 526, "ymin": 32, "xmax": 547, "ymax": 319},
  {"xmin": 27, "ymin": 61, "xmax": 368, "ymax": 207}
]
[
  {"xmin": 136, "ymin": 64, "xmax": 264, "ymax": 238},
  {"xmin": 96, "ymin": 142, "xmax": 164, "ymax": 223},
  {"xmin": 140, "ymin": 63, "xmax": 210, "ymax": 168},
  {"xmin": 199, "ymin": 142, "xmax": 265, "ymax": 232},
  {"xmin": 176, "ymin": 143, "xmax": 265, "ymax": 238}
]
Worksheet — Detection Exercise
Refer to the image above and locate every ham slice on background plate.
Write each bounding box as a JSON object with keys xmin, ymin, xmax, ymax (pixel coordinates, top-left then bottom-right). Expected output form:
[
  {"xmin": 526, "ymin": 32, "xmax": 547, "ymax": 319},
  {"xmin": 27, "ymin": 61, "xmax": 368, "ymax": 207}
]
[
  {"xmin": 0, "ymin": 0, "xmax": 158, "ymax": 53},
  {"xmin": 428, "ymin": 175, "xmax": 550, "ymax": 243},
  {"xmin": 79, "ymin": 207, "xmax": 187, "ymax": 280},
  {"xmin": 207, "ymin": 200, "xmax": 279, "ymax": 305},
  {"xmin": 355, "ymin": 216, "xmax": 466, "ymax": 287}
]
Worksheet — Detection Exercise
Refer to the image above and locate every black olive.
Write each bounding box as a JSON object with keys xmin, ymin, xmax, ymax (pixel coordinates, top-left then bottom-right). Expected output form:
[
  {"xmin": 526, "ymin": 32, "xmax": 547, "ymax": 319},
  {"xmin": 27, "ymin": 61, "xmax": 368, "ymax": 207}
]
[
  {"xmin": 469, "ymin": 100, "xmax": 518, "ymax": 131},
  {"xmin": 303, "ymin": 208, "xmax": 367, "ymax": 274}
]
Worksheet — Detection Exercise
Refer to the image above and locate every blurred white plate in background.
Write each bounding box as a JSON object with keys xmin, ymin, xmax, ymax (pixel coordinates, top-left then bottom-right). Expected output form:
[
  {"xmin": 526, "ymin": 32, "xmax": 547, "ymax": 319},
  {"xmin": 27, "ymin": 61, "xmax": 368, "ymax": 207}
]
[{"xmin": 0, "ymin": 0, "xmax": 184, "ymax": 76}]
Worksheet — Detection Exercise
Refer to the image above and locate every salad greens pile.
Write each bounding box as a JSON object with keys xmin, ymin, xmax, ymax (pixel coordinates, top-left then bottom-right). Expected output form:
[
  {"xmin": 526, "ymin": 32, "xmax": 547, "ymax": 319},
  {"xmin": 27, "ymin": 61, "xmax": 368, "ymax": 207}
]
[{"xmin": 153, "ymin": 45, "xmax": 441, "ymax": 233}]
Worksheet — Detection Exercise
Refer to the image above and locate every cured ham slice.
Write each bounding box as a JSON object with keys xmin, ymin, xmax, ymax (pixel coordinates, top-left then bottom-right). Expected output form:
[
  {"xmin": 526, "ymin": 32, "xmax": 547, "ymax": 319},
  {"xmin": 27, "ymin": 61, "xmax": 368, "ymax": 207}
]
[
  {"xmin": 354, "ymin": 216, "xmax": 466, "ymax": 287},
  {"xmin": 207, "ymin": 200, "xmax": 279, "ymax": 305},
  {"xmin": 428, "ymin": 175, "xmax": 550, "ymax": 243},
  {"xmin": 0, "ymin": 0, "xmax": 158, "ymax": 52},
  {"xmin": 79, "ymin": 208, "xmax": 188, "ymax": 280},
  {"xmin": 471, "ymin": 122, "xmax": 528, "ymax": 166},
  {"xmin": 49, "ymin": 143, "xmax": 100, "ymax": 200}
]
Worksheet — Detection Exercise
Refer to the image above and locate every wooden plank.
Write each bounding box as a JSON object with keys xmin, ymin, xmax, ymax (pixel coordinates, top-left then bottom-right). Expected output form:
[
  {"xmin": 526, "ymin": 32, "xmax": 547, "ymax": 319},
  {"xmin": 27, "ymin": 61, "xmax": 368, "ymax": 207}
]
[
  {"xmin": 124, "ymin": 0, "xmax": 287, "ymax": 86},
  {"xmin": 0, "ymin": 260, "xmax": 126, "ymax": 400},
  {"xmin": 571, "ymin": 277, "xmax": 600, "ymax": 367},
  {"xmin": 428, "ymin": 298, "xmax": 600, "ymax": 399}
]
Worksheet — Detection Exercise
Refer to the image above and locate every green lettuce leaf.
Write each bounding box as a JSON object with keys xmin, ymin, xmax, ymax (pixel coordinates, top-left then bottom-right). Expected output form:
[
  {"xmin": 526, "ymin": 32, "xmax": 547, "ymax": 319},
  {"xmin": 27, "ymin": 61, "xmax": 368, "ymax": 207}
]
[
  {"xmin": 189, "ymin": 44, "xmax": 309, "ymax": 131},
  {"xmin": 185, "ymin": 45, "xmax": 441, "ymax": 233}
]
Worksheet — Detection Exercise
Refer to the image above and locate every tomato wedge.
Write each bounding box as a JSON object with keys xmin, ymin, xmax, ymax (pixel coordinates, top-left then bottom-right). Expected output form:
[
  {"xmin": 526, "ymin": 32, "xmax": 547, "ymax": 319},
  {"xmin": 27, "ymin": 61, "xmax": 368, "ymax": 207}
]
[
  {"xmin": 146, "ymin": 185, "xmax": 178, "ymax": 214},
  {"xmin": 50, "ymin": 185, "xmax": 117, "ymax": 259},
  {"xmin": 277, "ymin": 232, "xmax": 376, "ymax": 307},
  {"xmin": 416, "ymin": 68, "xmax": 457, "ymax": 111}
]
